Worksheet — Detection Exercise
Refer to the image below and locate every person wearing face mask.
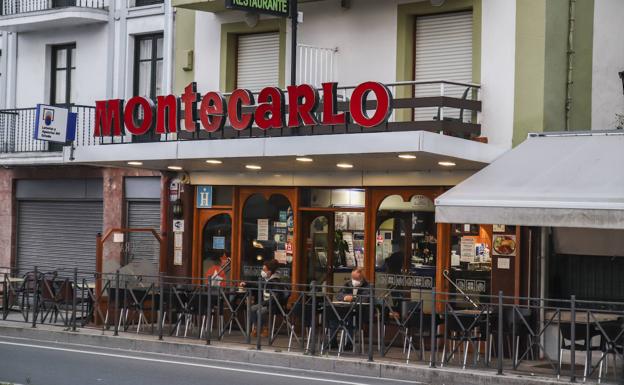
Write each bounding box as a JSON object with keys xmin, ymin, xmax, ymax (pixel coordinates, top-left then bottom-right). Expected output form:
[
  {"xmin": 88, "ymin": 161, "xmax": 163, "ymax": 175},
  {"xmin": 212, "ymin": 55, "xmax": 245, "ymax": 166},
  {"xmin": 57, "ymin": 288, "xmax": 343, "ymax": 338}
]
[
  {"xmin": 240, "ymin": 259, "xmax": 282, "ymax": 338},
  {"xmin": 336, "ymin": 267, "xmax": 369, "ymax": 302},
  {"xmin": 329, "ymin": 267, "xmax": 370, "ymax": 350}
]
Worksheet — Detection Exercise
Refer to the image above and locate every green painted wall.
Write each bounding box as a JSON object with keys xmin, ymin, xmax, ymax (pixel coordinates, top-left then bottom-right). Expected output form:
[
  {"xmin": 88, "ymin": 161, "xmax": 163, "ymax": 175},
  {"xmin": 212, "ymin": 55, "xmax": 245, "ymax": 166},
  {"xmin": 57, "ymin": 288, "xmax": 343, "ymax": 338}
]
[
  {"xmin": 513, "ymin": 0, "xmax": 547, "ymax": 146},
  {"xmin": 173, "ymin": 9, "xmax": 196, "ymax": 94},
  {"xmin": 569, "ymin": 0, "xmax": 593, "ymax": 131},
  {"xmin": 220, "ymin": 19, "xmax": 287, "ymax": 92},
  {"xmin": 395, "ymin": 0, "xmax": 481, "ymax": 121},
  {"xmin": 513, "ymin": 0, "xmax": 594, "ymax": 146}
]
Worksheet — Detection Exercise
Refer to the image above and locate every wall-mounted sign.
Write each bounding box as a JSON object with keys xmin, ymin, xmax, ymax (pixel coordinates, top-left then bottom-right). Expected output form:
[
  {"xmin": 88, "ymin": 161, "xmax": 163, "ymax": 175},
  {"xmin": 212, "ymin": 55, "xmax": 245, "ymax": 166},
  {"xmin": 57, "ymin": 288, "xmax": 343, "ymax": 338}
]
[
  {"xmin": 34, "ymin": 104, "xmax": 76, "ymax": 143},
  {"xmin": 196, "ymin": 185, "xmax": 213, "ymax": 208},
  {"xmin": 169, "ymin": 179, "xmax": 180, "ymax": 202},
  {"xmin": 173, "ymin": 219, "xmax": 185, "ymax": 233},
  {"xmin": 213, "ymin": 236, "xmax": 225, "ymax": 250},
  {"xmin": 94, "ymin": 81, "xmax": 393, "ymax": 138},
  {"xmin": 225, "ymin": 0, "xmax": 289, "ymax": 16}
]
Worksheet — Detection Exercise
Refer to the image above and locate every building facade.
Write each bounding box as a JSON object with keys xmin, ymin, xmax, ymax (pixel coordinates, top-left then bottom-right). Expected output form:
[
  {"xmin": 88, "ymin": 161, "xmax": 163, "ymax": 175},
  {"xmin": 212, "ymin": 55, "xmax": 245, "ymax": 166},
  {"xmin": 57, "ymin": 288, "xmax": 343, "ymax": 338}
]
[{"xmin": 0, "ymin": 0, "xmax": 623, "ymax": 302}]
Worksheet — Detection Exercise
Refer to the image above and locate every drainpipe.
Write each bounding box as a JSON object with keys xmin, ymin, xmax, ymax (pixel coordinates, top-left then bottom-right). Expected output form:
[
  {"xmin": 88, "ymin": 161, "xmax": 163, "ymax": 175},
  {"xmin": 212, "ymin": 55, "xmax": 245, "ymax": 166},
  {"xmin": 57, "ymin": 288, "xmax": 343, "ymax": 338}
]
[
  {"xmin": 539, "ymin": 227, "xmax": 549, "ymax": 358},
  {"xmin": 565, "ymin": 0, "xmax": 576, "ymax": 131},
  {"xmin": 163, "ymin": 0, "xmax": 174, "ymax": 94}
]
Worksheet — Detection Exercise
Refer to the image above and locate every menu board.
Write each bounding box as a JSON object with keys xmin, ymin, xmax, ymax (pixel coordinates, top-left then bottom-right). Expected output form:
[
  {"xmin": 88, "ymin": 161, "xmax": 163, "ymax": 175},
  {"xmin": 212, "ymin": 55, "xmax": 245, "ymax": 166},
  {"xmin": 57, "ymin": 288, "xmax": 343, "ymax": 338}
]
[{"xmin": 460, "ymin": 237, "xmax": 476, "ymax": 262}]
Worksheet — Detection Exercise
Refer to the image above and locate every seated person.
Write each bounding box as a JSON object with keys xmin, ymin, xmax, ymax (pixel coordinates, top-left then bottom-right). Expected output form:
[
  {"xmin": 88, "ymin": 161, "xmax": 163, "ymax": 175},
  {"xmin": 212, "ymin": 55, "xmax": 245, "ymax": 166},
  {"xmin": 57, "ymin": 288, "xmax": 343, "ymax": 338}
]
[
  {"xmin": 239, "ymin": 259, "xmax": 284, "ymax": 337},
  {"xmin": 204, "ymin": 251, "xmax": 230, "ymax": 287},
  {"xmin": 329, "ymin": 267, "xmax": 369, "ymax": 349}
]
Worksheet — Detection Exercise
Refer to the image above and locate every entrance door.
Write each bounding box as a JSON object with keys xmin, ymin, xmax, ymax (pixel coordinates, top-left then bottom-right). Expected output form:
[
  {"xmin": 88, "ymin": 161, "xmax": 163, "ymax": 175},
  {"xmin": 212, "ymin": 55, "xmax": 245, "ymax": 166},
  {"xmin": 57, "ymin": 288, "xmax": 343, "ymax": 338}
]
[{"xmin": 300, "ymin": 212, "xmax": 334, "ymax": 285}]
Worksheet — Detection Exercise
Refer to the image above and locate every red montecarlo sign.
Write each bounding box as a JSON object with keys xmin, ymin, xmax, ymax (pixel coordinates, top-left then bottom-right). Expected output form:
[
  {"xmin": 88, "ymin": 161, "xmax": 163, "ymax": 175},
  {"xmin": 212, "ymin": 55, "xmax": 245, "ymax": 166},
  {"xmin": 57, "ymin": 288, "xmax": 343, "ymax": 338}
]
[{"xmin": 93, "ymin": 81, "xmax": 393, "ymax": 137}]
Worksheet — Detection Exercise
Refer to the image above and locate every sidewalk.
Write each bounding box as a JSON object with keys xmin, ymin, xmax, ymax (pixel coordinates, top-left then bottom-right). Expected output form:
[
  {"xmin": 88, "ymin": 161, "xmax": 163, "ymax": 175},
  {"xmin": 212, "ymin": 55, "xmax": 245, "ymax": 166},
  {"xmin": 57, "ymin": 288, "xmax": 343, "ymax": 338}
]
[{"xmin": 0, "ymin": 321, "xmax": 569, "ymax": 385}]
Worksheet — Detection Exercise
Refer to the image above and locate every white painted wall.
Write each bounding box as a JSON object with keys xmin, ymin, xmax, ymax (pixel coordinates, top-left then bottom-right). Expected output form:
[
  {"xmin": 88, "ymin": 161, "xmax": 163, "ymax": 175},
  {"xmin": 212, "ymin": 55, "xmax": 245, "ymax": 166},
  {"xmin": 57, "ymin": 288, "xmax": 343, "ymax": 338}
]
[
  {"xmin": 591, "ymin": 0, "xmax": 624, "ymax": 130},
  {"xmin": 15, "ymin": 24, "xmax": 108, "ymax": 107},
  {"xmin": 0, "ymin": 32, "xmax": 7, "ymax": 108},
  {"xmin": 192, "ymin": 0, "xmax": 516, "ymax": 150},
  {"xmin": 480, "ymin": 0, "xmax": 516, "ymax": 149}
]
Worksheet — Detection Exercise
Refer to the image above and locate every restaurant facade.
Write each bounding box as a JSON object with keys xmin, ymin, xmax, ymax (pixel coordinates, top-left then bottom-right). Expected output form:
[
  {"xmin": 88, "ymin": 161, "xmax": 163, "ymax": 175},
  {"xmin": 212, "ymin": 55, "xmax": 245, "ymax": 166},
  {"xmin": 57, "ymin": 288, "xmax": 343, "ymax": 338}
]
[{"xmin": 1, "ymin": 0, "xmax": 623, "ymax": 321}]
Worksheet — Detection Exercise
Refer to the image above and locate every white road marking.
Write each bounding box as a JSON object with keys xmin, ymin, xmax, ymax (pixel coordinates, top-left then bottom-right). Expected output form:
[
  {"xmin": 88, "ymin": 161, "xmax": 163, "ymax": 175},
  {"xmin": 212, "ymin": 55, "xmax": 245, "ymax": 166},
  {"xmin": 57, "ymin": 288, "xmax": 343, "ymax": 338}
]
[{"xmin": 0, "ymin": 340, "xmax": 423, "ymax": 385}]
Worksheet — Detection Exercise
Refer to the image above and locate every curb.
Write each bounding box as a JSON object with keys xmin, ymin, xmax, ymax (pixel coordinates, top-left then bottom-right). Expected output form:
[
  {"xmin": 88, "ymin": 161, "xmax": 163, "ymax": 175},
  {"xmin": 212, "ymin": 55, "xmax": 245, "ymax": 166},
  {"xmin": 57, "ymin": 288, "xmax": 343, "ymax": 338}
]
[{"xmin": 0, "ymin": 324, "xmax": 566, "ymax": 385}]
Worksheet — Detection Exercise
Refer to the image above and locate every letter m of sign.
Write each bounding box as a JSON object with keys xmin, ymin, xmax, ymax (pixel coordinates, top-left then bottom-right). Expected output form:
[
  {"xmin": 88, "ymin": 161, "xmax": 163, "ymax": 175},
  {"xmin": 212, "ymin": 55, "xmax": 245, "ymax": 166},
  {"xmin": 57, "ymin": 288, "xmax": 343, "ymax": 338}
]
[{"xmin": 94, "ymin": 99, "xmax": 124, "ymax": 137}]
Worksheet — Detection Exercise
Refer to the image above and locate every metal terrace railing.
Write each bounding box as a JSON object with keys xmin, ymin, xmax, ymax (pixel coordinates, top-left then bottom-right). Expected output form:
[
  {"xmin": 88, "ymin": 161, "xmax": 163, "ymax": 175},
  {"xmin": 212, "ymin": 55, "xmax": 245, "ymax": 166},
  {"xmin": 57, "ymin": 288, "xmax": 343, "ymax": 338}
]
[
  {"xmin": 2, "ymin": 265, "xmax": 623, "ymax": 384},
  {"xmin": 0, "ymin": 105, "xmax": 96, "ymax": 154},
  {"xmin": 97, "ymin": 80, "xmax": 482, "ymax": 145},
  {"xmin": 0, "ymin": 0, "xmax": 107, "ymax": 16}
]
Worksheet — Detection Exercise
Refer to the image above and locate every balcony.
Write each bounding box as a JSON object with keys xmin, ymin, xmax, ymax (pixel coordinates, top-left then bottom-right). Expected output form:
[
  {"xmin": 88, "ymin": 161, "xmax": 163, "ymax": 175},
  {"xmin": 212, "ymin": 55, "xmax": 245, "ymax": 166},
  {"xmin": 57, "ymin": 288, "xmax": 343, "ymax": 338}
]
[
  {"xmin": 0, "ymin": 0, "xmax": 108, "ymax": 32},
  {"xmin": 0, "ymin": 105, "xmax": 96, "ymax": 165}
]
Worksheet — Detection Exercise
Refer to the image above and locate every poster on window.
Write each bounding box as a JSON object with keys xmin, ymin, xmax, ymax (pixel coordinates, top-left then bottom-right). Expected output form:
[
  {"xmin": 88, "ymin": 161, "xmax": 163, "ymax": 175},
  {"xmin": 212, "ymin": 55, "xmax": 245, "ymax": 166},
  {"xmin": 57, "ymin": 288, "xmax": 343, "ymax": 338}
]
[
  {"xmin": 257, "ymin": 219, "xmax": 269, "ymax": 241},
  {"xmin": 492, "ymin": 235, "xmax": 517, "ymax": 256}
]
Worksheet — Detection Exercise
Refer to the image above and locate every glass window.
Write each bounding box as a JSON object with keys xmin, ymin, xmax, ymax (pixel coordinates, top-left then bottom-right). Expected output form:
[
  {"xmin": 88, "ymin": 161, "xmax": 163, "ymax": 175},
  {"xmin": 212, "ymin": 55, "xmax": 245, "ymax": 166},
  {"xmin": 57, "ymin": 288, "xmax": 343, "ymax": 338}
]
[
  {"xmin": 241, "ymin": 194, "xmax": 293, "ymax": 282},
  {"xmin": 50, "ymin": 44, "xmax": 76, "ymax": 105},
  {"xmin": 374, "ymin": 195, "xmax": 437, "ymax": 292},
  {"xmin": 134, "ymin": 34, "xmax": 163, "ymax": 100}
]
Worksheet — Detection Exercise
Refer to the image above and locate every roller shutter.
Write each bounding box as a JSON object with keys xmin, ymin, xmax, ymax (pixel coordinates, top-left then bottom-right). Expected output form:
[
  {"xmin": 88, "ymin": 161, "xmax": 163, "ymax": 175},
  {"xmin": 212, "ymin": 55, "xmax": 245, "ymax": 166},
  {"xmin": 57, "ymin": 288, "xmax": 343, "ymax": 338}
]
[
  {"xmin": 236, "ymin": 32, "xmax": 280, "ymax": 90},
  {"xmin": 17, "ymin": 201, "xmax": 103, "ymax": 279},
  {"xmin": 126, "ymin": 201, "xmax": 161, "ymax": 268},
  {"xmin": 414, "ymin": 11, "xmax": 473, "ymax": 121}
]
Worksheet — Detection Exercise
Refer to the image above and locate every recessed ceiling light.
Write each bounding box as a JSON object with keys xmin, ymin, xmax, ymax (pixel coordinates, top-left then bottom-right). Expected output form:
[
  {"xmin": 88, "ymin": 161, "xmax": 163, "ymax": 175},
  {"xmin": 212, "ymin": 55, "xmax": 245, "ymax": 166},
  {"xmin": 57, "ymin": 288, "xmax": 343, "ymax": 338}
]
[
  {"xmin": 398, "ymin": 154, "xmax": 417, "ymax": 159},
  {"xmin": 206, "ymin": 159, "xmax": 222, "ymax": 164},
  {"xmin": 296, "ymin": 157, "xmax": 313, "ymax": 162},
  {"xmin": 127, "ymin": 161, "xmax": 143, "ymax": 166},
  {"xmin": 438, "ymin": 161, "xmax": 456, "ymax": 167},
  {"xmin": 246, "ymin": 164, "xmax": 262, "ymax": 170},
  {"xmin": 167, "ymin": 165, "xmax": 183, "ymax": 171},
  {"xmin": 336, "ymin": 163, "xmax": 354, "ymax": 169}
]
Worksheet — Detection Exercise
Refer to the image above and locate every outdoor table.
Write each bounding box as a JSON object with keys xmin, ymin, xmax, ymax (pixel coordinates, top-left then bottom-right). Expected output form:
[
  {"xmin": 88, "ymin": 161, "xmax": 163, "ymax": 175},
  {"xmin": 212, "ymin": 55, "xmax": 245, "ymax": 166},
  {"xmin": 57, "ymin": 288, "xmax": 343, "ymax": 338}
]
[{"xmin": 545, "ymin": 310, "xmax": 620, "ymax": 324}]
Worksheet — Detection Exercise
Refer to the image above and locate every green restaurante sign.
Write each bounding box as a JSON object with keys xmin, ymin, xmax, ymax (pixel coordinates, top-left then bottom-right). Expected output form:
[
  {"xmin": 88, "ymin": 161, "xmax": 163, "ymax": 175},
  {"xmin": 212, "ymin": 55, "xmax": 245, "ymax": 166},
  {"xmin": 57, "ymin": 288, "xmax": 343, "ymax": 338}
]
[{"xmin": 225, "ymin": 0, "xmax": 289, "ymax": 16}]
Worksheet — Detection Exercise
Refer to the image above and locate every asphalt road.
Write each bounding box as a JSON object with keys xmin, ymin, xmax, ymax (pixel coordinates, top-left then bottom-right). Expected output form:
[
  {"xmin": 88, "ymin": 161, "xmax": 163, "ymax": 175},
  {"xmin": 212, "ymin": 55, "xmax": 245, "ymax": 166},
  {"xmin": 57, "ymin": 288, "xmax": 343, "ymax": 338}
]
[{"xmin": 0, "ymin": 336, "xmax": 425, "ymax": 385}]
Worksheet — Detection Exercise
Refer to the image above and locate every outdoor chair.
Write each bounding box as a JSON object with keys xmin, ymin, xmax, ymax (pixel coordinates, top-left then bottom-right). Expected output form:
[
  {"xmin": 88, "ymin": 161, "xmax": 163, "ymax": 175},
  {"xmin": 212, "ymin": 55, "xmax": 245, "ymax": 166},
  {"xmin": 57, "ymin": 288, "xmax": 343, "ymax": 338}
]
[{"xmin": 559, "ymin": 321, "xmax": 602, "ymax": 381}]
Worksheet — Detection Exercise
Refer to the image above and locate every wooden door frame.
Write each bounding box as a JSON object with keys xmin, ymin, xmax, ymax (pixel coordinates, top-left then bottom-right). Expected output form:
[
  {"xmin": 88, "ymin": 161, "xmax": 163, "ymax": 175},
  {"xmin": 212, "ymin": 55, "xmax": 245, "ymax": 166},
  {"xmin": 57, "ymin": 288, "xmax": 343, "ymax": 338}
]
[
  {"xmin": 192, "ymin": 207, "xmax": 234, "ymax": 283},
  {"xmin": 298, "ymin": 210, "xmax": 335, "ymax": 285},
  {"xmin": 236, "ymin": 186, "xmax": 299, "ymax": 284},
  {"xmin": 366, "ymin": 186, "xmax": 447, "ymax": 283}
]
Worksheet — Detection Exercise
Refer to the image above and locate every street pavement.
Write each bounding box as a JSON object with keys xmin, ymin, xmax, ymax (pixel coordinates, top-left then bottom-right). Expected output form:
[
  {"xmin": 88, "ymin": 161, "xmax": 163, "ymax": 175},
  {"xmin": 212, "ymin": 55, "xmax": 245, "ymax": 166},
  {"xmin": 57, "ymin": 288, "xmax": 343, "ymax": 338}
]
[{"xmin": 0, "ymin": 336, "xmax": 426, "ymax": 385}]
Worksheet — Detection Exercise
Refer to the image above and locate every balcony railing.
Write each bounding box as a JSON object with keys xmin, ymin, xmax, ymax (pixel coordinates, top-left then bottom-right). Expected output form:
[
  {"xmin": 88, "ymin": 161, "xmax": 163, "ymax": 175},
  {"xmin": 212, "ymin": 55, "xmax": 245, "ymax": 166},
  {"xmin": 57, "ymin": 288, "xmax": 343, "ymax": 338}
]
[
  {"xmin": 0, "ymin": 0, "xmax": 106, "ymax": 16},
  {"xmin": 97, "ymin": 80, "xmax": 482, "ymax": 145},
  {"xmin": 0, "ymin": 105, "xmax": 96, "ymax": 154}
]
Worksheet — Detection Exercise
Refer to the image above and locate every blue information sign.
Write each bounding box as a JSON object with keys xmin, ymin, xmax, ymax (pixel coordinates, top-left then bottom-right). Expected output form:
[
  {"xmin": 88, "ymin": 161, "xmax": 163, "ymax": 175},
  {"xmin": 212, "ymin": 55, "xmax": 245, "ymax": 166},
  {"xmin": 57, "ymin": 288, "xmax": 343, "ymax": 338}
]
[{"xmin": 197, "ymin": 186, "xmax": 213, "ymax": 208}]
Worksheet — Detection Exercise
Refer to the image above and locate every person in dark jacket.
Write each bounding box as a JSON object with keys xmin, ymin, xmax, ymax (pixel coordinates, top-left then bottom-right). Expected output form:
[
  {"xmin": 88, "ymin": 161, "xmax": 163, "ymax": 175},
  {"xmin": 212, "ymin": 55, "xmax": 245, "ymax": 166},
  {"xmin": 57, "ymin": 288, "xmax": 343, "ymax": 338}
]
[
  {"xmin": 330, "ymin": 267, "xmax": 370, "ymax": 349},
  {"xmin": 240, "ymin": 259, "xmax": 284, "ymax": 337},
  {"xmin": 335, "ymin": 267, "xmax": 370, "ymax": 302}
]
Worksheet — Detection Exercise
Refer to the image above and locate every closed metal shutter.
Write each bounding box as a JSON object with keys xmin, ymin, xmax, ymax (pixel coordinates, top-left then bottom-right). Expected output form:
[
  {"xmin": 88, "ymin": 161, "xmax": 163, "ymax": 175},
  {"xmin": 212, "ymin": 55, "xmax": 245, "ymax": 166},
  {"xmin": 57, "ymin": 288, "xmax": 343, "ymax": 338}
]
[
  {"xmin": 237, "ymin": 32, "xmax": 280, "ymax": 90},
  {"xmin": 414, "ymin": 11, "xmax": 473, "ymax": 121},
  {"xmin": 126, "ymin": 201, "xmax": 161, "ymax": 267},
  {"xmin": 17, "ymin": 201, "xmax": 103, "ymax": 279}
]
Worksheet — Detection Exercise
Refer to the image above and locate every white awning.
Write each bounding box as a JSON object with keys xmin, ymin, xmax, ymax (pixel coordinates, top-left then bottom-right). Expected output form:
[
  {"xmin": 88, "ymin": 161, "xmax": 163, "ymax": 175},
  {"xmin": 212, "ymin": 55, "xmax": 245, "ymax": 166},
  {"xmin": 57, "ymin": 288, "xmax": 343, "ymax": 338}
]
[{"xmin": 435, "ymin": 132, "xmax": 624, "ymax": 229}]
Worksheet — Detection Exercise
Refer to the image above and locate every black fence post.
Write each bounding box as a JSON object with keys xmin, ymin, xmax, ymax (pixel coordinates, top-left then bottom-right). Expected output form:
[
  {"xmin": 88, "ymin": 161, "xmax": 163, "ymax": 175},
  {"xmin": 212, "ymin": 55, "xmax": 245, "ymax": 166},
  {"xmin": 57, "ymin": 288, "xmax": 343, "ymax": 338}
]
[
  {"xmin": 570, "ymin": 295, "xmax": 576, "ymax": 383},
  {"xmin": 158, "ymin": 272, "xmax": 164, "ymax": 341},
  {"xmin": 429, "ymin": 286, "xmax": 436, "ymax": 368},
  {"xmin": 31, "ymin": 266, "xmax": 38, "ymax": 328},
  {"xmin": 256, "ymin": 277, "xmax": 262, "ymax": 351},
  {"xmin": 114, "ymin": 270, "xmax": 120, "ymax": 336},
  {"xmin": 2, "ymin": 273, "xmax": 7, "ymax": 320},
  {"xmin": 310, "ymin": 281, "xmax": 317, "ymax": 355},
  {"xmin": 72, "ymin": 267, "xmax": 78, "ymax": 332},
  {"xmin": 368, "ymin": 284, "xmax": 374, "ymax": 362},
  {"xmin": 497, "ymin": 290, "xmax": 504, "ymax": 375},
  {"xmin": 206, "ymin": 276, "xmax": 212, "ymax": 345},
  {"xmin": 245, "ymin": 285, "xmax": 252, "ymax": 344}
]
